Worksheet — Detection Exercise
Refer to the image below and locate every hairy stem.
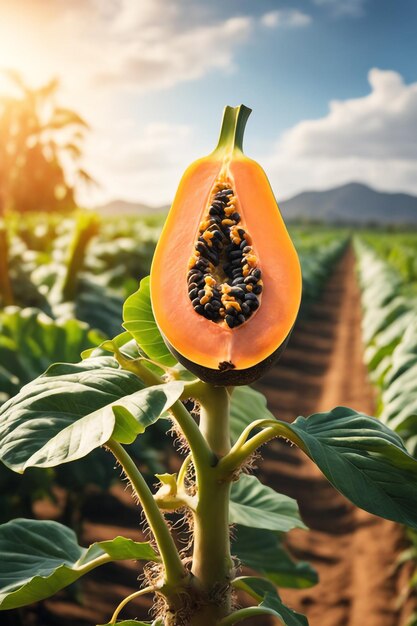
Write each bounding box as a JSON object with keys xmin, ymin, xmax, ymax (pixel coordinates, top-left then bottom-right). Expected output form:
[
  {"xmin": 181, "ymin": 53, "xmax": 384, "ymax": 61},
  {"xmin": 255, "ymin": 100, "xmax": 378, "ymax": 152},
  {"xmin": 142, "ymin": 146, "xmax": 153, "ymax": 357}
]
[
  {"xmin": 115, "ymin": 352, "xmax": 213, "ymax": 475},
  {"xmin": 190, "ymin": 386, "xmax": 235, "ymax": 624},
  {"xmin": 106, "ymin": 439, "xmax": 186, "ymax": 588},
  {"xmin": 218, "ymin": 419, "xmax": 307, "ymax": 477}
]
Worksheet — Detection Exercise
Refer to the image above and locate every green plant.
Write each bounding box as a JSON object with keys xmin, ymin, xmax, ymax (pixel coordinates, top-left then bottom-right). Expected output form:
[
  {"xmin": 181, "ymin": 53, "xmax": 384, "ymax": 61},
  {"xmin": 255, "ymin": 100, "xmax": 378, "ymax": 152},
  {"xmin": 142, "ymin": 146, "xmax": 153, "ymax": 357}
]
[{"xmin": 1, "ymin": 276, "xmax": 417, "ymax": 625}]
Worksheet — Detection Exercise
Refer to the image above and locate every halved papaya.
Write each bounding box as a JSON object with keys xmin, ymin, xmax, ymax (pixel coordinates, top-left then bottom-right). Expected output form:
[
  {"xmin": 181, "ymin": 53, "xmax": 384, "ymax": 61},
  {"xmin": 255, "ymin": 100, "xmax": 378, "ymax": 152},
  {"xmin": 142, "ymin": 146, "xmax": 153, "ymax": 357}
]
[{"xmin": 150, "ymin": 105, "xmax": 302, "ymax": 385}]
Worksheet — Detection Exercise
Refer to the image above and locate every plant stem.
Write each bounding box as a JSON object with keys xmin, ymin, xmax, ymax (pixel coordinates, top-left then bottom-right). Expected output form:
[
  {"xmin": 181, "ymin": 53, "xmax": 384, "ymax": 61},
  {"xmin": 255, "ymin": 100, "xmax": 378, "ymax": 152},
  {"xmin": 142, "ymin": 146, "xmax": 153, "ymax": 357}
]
[
  {"xmin": 106, "ymin": 439, "xmax": 186, "ymax": 588},
  {"xmin": 0, "ymin": 223, "xmax": 14, "ymax": 306},
  {"xmin": 218, "ymin": 420, "xmax": 307, "ymax": 477},
  {"xmin": 115, "ymin": 352, "xmax": 213, "ymax": 474},
  {"xmin": 60, "ymin": 212, "xmax": 99, "ymax": 302},
  {"xmin": 190, "ymin": 385, "xmax": 235, "ymax": 624},
  {"xmin": 110, "ymin": 585, "xmax": 155, "ymax": 624}
]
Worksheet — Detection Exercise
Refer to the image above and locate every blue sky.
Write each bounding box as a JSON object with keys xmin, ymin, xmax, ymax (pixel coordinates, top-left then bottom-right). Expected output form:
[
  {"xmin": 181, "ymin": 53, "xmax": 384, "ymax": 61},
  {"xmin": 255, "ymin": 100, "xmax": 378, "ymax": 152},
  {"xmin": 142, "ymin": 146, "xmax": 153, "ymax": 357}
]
[{"xmin": 0, "ymin": 0, "xmax": 416, "ymax": 205}]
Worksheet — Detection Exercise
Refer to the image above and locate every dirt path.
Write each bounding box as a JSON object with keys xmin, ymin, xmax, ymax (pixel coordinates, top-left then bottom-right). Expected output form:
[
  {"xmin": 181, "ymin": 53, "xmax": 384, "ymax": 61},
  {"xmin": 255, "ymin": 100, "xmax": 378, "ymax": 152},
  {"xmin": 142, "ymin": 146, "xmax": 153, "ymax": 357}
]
[
  {"xmin": 11, "ymin": 246, "xmax": 413, "ymax": 626},
  {"xmin": 255, "ymin": 246, "xmax": 410, "ymax": 626}
]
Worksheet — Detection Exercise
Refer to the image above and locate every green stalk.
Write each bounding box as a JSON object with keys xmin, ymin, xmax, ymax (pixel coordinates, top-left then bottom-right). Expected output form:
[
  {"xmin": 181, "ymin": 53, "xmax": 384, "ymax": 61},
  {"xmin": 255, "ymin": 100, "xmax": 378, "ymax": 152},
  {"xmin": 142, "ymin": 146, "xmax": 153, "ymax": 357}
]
[
  {"xmin": 0, "ymin": 223, "xmax": 14, "ymax": 306},
  {"xmin": 189, "ymin": 385, "xmax": 235, "ymax": 625},
  {"xmin": 106, "ymin": 439, "xmax": 186, "ymax": 588},
  {"xmin": 60, "ymin": 212, "xmax": 99, "ymax": 302},
  {"xmin": 212, "ymin": 105, "xmax": 252, "ymax": 158},
  {"xmin": 115, "ymin": 352, "xmax": 213, "ymax": 473}
]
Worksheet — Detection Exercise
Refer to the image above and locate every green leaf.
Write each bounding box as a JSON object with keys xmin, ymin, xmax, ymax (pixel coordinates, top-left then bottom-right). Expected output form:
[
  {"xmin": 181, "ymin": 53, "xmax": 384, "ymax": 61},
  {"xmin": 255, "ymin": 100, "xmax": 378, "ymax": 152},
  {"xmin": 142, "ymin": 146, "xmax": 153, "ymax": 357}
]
[
  {"xmin": 234, "ymin": 577, "xmax": 308, "ymax": 625},
  {"xmin": 123, "ymin": 276, "xmax": 177, "ymax": 366},
  {"xmin": 232, "ymin": 525, "xmax": 317, "ymax": 589},
  {"xmin": 230, "ymin": 474, "xmax": 306, "ymax": 532},
  {"xmin": 0, "ymin": 357, "xmax": 183, "ymax": 471},
  {"xmin": 230, "ymin": 386, "xmax": 274, "ymax": 444},
  {"xmin": 283, "ymin": 407, "xmax": 417, "ymax": 528},
  {"xmin": 0, "ymin": 518, "xmax": 159, "ymax": 610}
]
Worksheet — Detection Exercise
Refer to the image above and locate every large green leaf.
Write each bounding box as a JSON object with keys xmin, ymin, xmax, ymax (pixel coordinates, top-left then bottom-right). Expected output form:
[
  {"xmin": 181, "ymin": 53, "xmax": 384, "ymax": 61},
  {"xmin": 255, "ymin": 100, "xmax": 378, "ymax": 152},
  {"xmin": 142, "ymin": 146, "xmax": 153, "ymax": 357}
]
[
  {"xmin": 233, "ymin": 577, "xmax": 308, "ymax": 625},
  {"xmin": 230, "ymin": 386, "xmax": 275, "ymax": 444},
  {"xmin": 283, "ymin": 407, "xmax": 417, "ymax": 528},
  {"xmin": 0, "ymin": 518, "xmax": 159, "ymax": 610},
  {"xmin": 0, "ymin": 357, "xmax": 183, "ymax": 472},
  {"xmin": 232, "ymin": 525, "xmax": 317, "ymax": 589},
  {"xmin": 230, "ymin": 474, "xmax": 306, "ymax": 532},
  {"xmin": 123, "ymin": 276, "xmax": 177, "ymax": 366}
]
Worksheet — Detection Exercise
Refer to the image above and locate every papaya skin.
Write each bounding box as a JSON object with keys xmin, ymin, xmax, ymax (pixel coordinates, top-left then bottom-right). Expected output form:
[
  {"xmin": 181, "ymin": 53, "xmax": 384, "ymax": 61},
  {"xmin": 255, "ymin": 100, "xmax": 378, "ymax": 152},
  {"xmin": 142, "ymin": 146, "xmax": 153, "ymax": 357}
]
[
  {"xmin": 167, "ymin": 328, "xmax": 293, "ymax": 386},
  {"xmin": 150, "ymin": 105, "xmax": 302, "ymax": 386}
]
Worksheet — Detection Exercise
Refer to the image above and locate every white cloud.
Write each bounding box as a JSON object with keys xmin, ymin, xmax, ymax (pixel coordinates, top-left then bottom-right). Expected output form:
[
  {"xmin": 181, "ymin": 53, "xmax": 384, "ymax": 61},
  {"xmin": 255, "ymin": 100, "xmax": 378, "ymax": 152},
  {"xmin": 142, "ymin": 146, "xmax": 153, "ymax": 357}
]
[
  {"xmin": 260, "ymin": 10, "xmax": 312, "ymax": 28},
  {"xmin": 81, "ymin": 120, "xmax": 196, "ymax": 207},
  {"xmin": 312, "ymin": 0, "xmax": 366, "ymax": 17},
  {"xmin": 0, "ymin": 0, "xmax": 262, "ymax": 206},
  {"xmin": 96, "ymin": 15, "xmax": 252, "ymax": 90},
  {"xmin": 263, "ymin": 69, "xmax": 417, "ymax": 199}
]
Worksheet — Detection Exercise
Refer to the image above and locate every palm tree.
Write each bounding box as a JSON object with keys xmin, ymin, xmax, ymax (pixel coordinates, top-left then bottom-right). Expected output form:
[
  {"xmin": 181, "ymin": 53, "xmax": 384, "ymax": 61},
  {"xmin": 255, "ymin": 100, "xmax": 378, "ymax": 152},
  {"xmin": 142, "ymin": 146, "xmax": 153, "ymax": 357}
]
[{"xmin": 0, "ymin": 71, "xmax": 94, "ymax": 214}]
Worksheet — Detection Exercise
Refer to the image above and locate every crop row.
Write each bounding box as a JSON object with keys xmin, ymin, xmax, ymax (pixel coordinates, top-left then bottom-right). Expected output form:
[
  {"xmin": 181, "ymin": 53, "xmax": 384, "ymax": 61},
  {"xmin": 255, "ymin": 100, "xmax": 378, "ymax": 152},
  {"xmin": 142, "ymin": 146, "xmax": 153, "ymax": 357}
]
[{"xmin": 355, "ymin": 236, "xmax": 417, "ymax": 623}]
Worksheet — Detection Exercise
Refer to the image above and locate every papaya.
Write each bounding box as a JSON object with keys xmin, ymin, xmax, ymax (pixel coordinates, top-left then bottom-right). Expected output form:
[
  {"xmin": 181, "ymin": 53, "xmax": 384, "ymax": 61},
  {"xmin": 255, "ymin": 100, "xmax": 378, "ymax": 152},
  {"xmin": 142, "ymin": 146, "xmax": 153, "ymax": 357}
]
[{"xmin": 150, "ymin": 105, "xmax": 301, "ymax": 385}]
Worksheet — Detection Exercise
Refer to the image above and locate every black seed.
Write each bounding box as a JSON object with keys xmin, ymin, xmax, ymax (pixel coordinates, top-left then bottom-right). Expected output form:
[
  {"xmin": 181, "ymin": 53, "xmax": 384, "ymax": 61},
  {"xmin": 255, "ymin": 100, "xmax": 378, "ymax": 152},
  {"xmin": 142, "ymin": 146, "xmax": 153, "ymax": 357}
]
[
  {"xmin": 195, "ymin": 260, "xmax": 208, "ymax": 271},
  {"xmin": 188, "ymin": 270, "xmax": 202, "ymax": 281},
  {"xmin": 242, "ymin": 246, "xmax": 252, "ymax": 254},
  {"xmin": 245, "ymin": 293, "xmax": 258, "ymax": 301},
  {"xmin": 189, "ymin": 288, "xmax": 198, "ymax": 300},
  {"xmin": 198, "ymin": 289, "xmax": 205, "ymax": 298},
  {"xmin": 252, "ymin": 285, "xmax": 263, "ymax": 295},
  {"xmin": 211, "ymin": 300, "xmax": 221, "ymax": 310},
  {"xmin": 248, "ymin": 299, "xmax": 259, "ymax": 310},
  {"xmin": 204, "ymin": 302, "xmax": 214, "ymax": 313},
  {"xmin": 188, "ymin": 282, "xmax": 199, "ymax": 291},
  {"xmin": 238, "ymin": 228, "xmax": 245, "ymax": 238},
  {"xmin": 239, "ymin": 241, "xmax": 247, "ymax": 250},
  {"xmin": 223, "ymin": 189, "xmax": 233, "ymax": 196},
  {"xmin": 230, "ymin": 250, "xmax": 242, "ymax": 260},
  {"xmin": 244, "ymin": 276, "xmax": 257, "ymax": 285},
  {"xmin": 192, "ymin": 298, "xmax": 200, "ymax": 307},
  {"xmin": 230, "ymin": 287, "xmax": 245, "ymax": 299},
  {"xmin": 231, "ymin": 276, "xmax": 244, "ymax": 286},
  {"xmin": 225, "ymin": 306, "xmax": 238, "ymax": 315},
  {"xmin": 241, "ymin": 302, "xmax": 251, "ymax": 316},
  {"xmin": 231, "ymin": 259, "xmax": 242, "ymax": 268},
  {"xmin": 195, "ymin": 305, "xmax": 205, "ymax": 314},
  {"xmin": 231, "ymin": 213, "xmax": 240, "ymax": 223},
  {"xmin": 237, "ymin": 314, "xmax": 246, "ymax": 325},
  {"xmin": 232, "ymin": 268, "xmax": 242, "ymax": 277},
  {"xmin": 252, "ymin": 269, "xmax": 262, "ymax": 278},
  {"xmin": 225, "ymin": 315, "xmax": 235, "ymax": 328},
  {"xmin": 233, "ymin": 283, "xmax": 246, "ymax": 292},
  {"xmin": 196, "ymin": 241, "xmax": 208, "ymax": 255}
]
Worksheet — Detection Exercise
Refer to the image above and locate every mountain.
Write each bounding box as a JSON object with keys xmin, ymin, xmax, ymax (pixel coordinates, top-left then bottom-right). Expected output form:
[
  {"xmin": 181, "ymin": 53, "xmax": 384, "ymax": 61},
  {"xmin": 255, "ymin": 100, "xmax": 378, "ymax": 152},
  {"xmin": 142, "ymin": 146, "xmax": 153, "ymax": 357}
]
[
  {"xmin": 280, "ymin": 182, "xmax": 417, "ymax": 226},
  {"xmin": 96, "ymin": 182, "xmax": 417, "ymax": 226},
  {"xmin": 96, "ymin": 199, "xmax": 169, "ymax": 216}
]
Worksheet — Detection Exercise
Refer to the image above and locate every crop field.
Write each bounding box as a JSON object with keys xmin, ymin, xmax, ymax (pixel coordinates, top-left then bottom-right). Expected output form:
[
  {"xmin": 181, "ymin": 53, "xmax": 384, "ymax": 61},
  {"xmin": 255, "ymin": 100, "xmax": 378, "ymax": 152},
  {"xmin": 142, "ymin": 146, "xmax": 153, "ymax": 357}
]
[{"xmin": 1, "ymin": 212, "xmax": 416, "ymax": 626}]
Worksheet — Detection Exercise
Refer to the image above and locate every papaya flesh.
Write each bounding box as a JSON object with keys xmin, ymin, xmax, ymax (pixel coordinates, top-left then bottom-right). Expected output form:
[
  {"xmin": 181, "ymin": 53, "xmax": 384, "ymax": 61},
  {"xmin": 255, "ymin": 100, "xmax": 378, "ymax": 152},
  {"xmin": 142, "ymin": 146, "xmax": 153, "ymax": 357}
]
[{"xmin": 150, "ymin": 105, "xmax": 302, "ymax": 385}]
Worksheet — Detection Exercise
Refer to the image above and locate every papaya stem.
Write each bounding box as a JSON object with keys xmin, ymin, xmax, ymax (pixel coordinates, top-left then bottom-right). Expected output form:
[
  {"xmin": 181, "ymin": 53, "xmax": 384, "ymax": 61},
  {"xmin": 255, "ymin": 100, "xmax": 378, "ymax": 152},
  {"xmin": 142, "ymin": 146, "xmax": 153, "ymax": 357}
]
[
  {"xmin": 190, "ymin": 385, "xmax": 235, "ymax": 622},
  {"xmin": 59, "ymin": 212, "xmax": 99, "ymax": 302},
  {"xmin": 218, "ymin": 420, "xmax": 308, "ymax": 476},
  {"xmin": 0, "ymin": 222, "xmax": 14, "ymax": 306},
  {"xmin": 106, "ymin": 439, "xmax": 186, "ymax": 588},
  {"xmin": 213, "ymin": 105, "xmax": 252, "ymax": 157},
  {"xmin": 114, "ymin": 351, "xmax": 213, "ymax": 478}
]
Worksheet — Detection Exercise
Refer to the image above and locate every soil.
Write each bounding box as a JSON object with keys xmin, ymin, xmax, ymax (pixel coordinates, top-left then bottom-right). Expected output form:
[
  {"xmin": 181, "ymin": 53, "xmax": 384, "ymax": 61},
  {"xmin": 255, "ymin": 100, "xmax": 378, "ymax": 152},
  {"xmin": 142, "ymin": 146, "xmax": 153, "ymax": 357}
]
[{"xmin": 5, "ymin": 246, "xmax": 415, "ymax": 626}]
